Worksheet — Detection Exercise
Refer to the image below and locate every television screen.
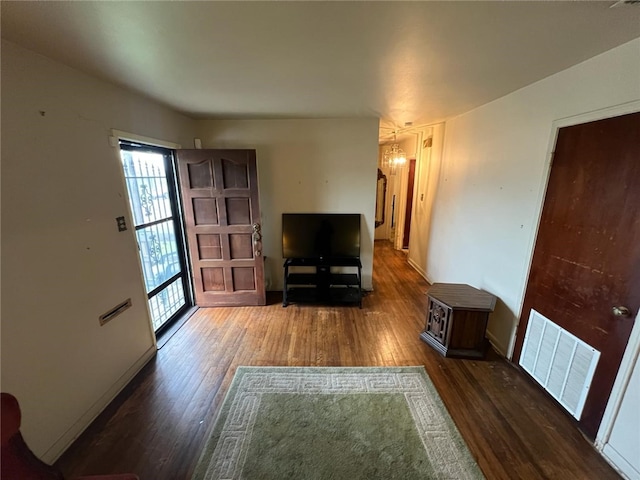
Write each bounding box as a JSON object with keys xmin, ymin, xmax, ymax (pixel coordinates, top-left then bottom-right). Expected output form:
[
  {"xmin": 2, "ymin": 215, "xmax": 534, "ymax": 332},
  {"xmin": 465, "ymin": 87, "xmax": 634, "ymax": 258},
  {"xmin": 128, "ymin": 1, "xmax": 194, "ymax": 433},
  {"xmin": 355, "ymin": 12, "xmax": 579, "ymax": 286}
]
[{"xmin": 282, "ymin": 213, "xmax": 360, "ymax": 259}]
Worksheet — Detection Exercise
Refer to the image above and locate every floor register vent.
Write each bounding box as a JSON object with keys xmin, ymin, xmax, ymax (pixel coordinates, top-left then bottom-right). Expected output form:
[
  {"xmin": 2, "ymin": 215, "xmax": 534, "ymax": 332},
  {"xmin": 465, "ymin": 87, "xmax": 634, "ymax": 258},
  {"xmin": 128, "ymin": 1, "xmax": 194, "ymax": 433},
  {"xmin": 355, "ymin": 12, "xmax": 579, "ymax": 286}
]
[{"xmin": 519, "ymin": 309, "xmax": 600, "ymax": 420}]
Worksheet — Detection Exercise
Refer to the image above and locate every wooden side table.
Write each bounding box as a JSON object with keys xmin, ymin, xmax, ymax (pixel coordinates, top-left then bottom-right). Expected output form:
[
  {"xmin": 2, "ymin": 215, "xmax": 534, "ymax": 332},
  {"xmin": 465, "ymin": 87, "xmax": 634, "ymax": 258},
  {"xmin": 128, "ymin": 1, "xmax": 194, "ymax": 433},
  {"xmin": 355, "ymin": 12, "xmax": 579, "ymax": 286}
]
[{"xmin": 420, "ymin": 283, "xmax": 496, "ymax": 359}]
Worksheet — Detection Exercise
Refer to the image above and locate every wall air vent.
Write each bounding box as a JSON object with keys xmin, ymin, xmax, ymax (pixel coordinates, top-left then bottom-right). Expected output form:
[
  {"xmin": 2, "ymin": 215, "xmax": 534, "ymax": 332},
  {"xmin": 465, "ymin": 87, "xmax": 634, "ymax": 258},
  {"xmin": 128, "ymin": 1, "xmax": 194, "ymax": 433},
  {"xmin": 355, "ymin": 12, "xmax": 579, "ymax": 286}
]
[
  {"xmin": 99, "ymin": 298, "xmax": 132, "ymax": 326},
  {"xmin": 520, "ymin": 309, "xmax": 600, "ymax": 420}
]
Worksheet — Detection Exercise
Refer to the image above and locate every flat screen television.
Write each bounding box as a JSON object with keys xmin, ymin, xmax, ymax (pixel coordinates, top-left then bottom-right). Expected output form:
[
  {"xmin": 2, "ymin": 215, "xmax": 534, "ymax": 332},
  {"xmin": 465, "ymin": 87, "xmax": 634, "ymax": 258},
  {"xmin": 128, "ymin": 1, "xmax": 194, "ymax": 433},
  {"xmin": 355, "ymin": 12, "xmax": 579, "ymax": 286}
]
[{"xmin": 282, "ymin": 213, "xmax": 360, "ymax": 259}]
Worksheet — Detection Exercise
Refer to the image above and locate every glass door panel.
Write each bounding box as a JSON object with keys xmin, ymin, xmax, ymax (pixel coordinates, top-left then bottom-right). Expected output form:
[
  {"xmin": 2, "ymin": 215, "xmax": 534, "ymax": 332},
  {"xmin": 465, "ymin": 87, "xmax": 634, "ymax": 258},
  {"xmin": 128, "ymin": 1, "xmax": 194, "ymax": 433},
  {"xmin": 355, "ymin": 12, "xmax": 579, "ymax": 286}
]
[
  {"xmin": 135, "ymin": 220, "xmax": 180, "ymax": 292},
  {"xmin": 120, "ymin": 143, "xmax": 191, "ymax": 333}
]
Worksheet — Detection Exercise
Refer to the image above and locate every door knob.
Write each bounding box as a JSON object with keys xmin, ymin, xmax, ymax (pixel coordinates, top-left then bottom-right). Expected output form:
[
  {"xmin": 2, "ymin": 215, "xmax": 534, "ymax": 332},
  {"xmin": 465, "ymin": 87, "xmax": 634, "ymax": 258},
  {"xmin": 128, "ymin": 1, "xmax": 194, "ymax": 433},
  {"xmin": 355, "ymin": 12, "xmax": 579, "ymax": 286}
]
[{"xmin": 612, "ymin": 306, "xmax": 631, "ymax": 317}]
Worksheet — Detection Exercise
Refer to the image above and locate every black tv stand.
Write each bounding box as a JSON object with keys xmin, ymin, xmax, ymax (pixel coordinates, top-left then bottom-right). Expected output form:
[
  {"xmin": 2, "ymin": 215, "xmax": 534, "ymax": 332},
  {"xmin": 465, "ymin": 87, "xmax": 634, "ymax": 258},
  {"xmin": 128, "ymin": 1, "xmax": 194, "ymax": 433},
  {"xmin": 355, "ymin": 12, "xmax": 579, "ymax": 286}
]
[{"xmin": 283, "ymin": 257, "xmax": 362, "ymax": 308}]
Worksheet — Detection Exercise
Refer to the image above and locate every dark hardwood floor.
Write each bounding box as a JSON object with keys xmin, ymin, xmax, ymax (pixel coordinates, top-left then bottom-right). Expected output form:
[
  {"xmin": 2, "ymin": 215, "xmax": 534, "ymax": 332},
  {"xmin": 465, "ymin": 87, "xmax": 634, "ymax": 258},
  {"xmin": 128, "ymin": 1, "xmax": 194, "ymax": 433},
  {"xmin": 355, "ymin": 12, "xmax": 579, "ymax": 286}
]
[{"xmin": 56, "ymin": 241, "xmax": 620, "ymax": 479}]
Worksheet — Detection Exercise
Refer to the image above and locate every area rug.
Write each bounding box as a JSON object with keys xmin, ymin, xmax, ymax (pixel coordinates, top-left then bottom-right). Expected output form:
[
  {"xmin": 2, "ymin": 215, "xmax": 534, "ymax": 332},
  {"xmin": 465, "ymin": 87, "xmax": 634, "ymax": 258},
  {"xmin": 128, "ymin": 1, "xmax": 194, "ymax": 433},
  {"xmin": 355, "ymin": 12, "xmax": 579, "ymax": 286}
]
[{"xmin": 191, "ymin": 366, "xmax": 484, "ymax": 480}]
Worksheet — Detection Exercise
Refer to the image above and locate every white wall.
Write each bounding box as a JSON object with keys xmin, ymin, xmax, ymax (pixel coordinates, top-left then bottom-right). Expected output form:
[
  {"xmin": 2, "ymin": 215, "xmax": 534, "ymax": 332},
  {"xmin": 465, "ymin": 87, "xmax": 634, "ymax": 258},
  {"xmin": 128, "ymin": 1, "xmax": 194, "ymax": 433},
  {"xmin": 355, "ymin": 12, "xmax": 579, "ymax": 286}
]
[
  {"xmin": 194, "ymin": 118, "xmax": 380, "ymax": 290},
  {"xmin": 1, "ymin": 41, "xmax": 197, "ymax": 461},
  {"xmin": 426, "ymin": 38, "xmax": 640, "ymax": 357},
  {"xmin": 407, "ymin": 123, "xmax": 444, "ymax": 281}
]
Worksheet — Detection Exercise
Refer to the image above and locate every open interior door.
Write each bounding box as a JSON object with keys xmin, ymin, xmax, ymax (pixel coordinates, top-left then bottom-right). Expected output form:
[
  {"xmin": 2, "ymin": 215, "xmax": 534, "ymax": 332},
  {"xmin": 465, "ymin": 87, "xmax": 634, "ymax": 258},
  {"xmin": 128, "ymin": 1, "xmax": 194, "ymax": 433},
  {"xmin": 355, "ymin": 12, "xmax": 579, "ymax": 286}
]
[{"xmin": 177, "ymin": 149, "xmax": 265, "ymax": 306}]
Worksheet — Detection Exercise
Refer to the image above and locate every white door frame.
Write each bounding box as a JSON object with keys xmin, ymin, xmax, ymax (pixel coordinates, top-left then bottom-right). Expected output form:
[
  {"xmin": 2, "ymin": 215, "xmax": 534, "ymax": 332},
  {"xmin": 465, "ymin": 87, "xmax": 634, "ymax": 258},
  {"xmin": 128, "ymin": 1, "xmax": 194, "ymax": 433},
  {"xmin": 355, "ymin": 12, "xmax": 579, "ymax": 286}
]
[{"xmin": 596, "ymin": 311, "xmax": 640, "ymax": 478}]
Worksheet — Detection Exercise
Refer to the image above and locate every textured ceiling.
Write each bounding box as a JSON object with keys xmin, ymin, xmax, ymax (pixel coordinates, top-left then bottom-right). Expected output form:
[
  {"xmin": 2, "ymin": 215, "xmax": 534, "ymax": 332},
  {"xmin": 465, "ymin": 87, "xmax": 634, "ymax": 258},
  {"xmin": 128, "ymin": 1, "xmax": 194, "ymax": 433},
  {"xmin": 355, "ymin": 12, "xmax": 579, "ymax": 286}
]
[{"xmin": 2, "ymin": 1, "xmax": 639, "ymax": 140}]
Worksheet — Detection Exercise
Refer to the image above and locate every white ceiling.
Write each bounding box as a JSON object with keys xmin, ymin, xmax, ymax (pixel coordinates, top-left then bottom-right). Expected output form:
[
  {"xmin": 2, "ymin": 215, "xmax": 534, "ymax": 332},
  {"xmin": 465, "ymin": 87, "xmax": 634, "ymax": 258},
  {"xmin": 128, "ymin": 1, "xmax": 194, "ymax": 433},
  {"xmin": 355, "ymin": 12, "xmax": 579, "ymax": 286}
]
[{"xmin": 2, "ymin": 1, "xmax": 639, "ymax": 141}]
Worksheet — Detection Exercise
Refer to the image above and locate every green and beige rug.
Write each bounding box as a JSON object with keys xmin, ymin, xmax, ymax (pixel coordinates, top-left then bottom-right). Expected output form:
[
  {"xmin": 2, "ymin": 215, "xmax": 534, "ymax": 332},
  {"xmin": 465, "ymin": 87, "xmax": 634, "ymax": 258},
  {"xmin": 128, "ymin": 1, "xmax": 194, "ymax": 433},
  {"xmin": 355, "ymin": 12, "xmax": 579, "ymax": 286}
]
[{"xmin": 191, "ymin": 366, "xmax": 484, "ymax": 480}]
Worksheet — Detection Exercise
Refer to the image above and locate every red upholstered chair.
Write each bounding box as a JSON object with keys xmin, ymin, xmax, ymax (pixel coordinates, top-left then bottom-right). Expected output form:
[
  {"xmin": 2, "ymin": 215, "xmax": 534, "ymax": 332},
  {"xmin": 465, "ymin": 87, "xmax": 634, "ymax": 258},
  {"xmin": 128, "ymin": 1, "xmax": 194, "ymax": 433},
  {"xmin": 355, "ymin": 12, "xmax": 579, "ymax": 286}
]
[{"xmin": 1, "ymin": 393, "xmax": 139, "ymax": 480}]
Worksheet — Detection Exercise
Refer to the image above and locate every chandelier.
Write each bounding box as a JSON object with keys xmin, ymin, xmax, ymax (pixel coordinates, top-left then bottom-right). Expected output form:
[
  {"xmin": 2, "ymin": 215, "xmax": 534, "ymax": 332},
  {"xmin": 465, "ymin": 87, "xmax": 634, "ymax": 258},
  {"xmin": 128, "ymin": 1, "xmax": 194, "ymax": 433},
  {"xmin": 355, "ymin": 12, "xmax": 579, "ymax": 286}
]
[{"xmin": 381, "ymin": 134, "xmax": 406, "ymax": 173}]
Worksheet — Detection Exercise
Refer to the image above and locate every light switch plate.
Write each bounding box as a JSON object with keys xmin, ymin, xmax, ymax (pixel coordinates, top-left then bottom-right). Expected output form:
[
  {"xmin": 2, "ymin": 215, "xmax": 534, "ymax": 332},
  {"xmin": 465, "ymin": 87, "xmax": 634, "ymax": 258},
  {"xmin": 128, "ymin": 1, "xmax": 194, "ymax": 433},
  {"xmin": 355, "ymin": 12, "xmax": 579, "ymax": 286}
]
[{"xmin": 116, "ymin": 216, "xmax": 127, "ymax": 232}]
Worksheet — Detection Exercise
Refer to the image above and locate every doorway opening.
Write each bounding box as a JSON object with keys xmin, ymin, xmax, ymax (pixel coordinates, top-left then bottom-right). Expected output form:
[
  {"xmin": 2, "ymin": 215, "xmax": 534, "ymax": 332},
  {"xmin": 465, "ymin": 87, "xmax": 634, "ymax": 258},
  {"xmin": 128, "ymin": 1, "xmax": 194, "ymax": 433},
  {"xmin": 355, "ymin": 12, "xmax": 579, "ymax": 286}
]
[
  {"xmin": 402, "ymin": 159, "xmax": 417, "ymax": 249},
  {"xmin": 119, "ymin": 141, "xmax": 193, "ymax": 335}
]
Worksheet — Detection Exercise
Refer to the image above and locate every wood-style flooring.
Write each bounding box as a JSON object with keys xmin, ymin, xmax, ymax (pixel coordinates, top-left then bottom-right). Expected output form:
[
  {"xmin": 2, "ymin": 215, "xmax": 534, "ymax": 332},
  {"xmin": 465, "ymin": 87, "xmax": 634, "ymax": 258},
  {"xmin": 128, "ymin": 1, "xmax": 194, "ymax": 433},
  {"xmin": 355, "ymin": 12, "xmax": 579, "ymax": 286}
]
[{"xmin": 56, "ymin": 241, "xmax": 620, "ymax": 479}]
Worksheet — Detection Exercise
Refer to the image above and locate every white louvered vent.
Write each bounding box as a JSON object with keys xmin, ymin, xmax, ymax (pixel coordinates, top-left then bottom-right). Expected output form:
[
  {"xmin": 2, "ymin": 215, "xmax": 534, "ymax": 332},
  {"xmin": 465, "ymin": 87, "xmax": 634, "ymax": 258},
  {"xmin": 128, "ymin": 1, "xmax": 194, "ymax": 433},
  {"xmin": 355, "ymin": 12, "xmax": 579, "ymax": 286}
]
[{"xmin": 519, "ymin": 309, "xmax": 600, "ymax": 420}]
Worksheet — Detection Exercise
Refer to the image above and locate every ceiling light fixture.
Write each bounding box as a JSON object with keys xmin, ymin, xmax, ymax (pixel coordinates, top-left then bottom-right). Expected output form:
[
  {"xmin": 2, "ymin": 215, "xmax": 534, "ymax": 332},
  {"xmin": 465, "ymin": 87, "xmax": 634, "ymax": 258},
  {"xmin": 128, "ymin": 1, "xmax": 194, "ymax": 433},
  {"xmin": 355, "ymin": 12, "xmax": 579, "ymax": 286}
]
[{"xmin": 382, "ymin": 132, "xmax": 406, "ymax": 174}]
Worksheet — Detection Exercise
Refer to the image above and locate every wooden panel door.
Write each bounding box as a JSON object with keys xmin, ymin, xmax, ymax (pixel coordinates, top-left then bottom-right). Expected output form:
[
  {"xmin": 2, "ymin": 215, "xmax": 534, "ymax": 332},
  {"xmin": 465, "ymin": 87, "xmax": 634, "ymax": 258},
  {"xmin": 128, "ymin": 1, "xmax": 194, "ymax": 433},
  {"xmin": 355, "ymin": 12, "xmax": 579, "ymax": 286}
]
[
  {"xmin": 177, "ymin": 149, "xmax": 265, "ymax": 306},
  {"xmin": 514, "ymin": 112, "xmax": 640, "ymax": 439}
]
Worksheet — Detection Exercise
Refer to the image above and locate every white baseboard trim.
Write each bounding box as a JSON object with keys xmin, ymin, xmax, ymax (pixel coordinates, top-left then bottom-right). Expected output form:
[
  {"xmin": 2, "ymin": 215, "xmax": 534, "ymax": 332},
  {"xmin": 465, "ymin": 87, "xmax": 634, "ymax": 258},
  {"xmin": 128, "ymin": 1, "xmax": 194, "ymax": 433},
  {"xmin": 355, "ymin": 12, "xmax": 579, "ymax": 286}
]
[
  {"xmin": 486, "ymin": 329, "xmax": 508, "ymax": 357},
  {"xmin": 42, "ymin": 345, "xmax": 157, "ymax": 463},
  {"xmin": 407, "ymin": 258, "xmax": 429, "ymax": 283}
]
